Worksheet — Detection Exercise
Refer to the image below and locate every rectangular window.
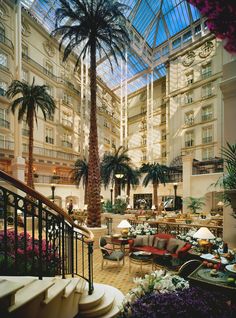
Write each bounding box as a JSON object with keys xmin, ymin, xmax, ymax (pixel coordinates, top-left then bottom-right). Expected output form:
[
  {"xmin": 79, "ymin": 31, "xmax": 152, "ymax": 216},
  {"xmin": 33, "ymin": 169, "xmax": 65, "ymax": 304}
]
[
  {"xmin": 201, "ymin": 63, "xmax": 212, "ymax": 79},
  {"xmin": 183, "ymin": 30, "xmax": 192, "ymax": 43},
  {"xmin": 172, "ymin": 37, "xmax": 181, "ymax": 50},
  {"xmin": 62, "ymin": 133, "xmax": 72, "ymax": 148},
  {"xmin": 45, "ymin": 127, "xmax": 54, "ymax": 144},
  {"xmin": 185, "ymin": 131, "xmax": 194, "ymax": 147},
  {"xmin": 202, "ymin": 126, "xmax": 213, "ymax": 144},
  {"xmin": 0, "ymin": 108, "xmax": 9, "ymax": 129},
  {"xmin": 202, "ymin": 83, "xmax": 212, "ymax": 98},
  {"xmin": 185, "ymin": 111, "xmax": 194, "ymax": 125},
  {"xmin": 162, "ymin": 45, "xmax": 169, "ymax": 56},
  {"xmin": 22, "ymin": 69, "xmax": 28, "ymax": 83},
  {"xmin": 186, "ymin": 72, "xmax": 194, "ymax": 85},
  {"xmin": 202, "ymin": 147, "xmax": 214, "ymax": 160},
  {"xmin": 185, "ymin": 91, "xmax": 193, "ymax": 104},
  {"xmin": 0, "ymin": 52, "xmax": 7, "ymax": 67},
  {"xmin": 194, "ymin": 24, "xmax": 201, "ymax": 35},
  {"xmin": 45, "ymin": 62, "xmax": 53, "ymax": 77},
  {"xmin": 202, "ymin": 105, "xmax": 213, "ymax": 121}
]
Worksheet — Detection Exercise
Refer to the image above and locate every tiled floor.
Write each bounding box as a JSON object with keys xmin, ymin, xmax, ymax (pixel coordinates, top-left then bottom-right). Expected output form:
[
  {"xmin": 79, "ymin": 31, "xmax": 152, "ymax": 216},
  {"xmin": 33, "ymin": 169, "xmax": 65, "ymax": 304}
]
[{"xmin": 92, "ymin": 248, "xmax": 166, "ymax": 295}]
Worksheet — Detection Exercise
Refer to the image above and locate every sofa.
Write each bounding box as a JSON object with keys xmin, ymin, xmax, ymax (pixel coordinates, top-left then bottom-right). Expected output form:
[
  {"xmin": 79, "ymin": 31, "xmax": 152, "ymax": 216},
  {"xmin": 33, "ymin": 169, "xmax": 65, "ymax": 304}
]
[{"xmin": 129, "ymin": 233, "xmax": 191, "ymax": 263}]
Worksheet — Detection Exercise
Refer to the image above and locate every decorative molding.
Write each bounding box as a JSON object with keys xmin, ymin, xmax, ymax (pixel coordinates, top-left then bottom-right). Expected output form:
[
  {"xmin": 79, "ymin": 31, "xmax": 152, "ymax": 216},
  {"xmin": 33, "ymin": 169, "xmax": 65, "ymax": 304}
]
[
  {"xmin": 199, "ymin": 41, "xmax": 214, "ymax": 58},
  {"xmin": 22, "ymin": 20, "xmax": 31, "ymax": 37},
  {"xmin": 43, "ymin": 41, "xmax": 56, "ymax": 57},
  {"xmin": 182, "ymin": 51, "xmax": 195, "ymax": 67}
]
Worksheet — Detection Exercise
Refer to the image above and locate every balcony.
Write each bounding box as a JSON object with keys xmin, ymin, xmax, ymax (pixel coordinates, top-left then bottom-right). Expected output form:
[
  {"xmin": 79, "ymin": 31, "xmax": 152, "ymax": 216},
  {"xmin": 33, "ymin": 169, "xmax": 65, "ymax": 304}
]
[
  {"xmin": 202, "ymin": 92, "xmax": 213, "ymax": 99},
  {"xmin": 22, "ymin": 53, "xmax": 58, "ymax": 82},
  {"xmin": 45, "ymin": 136, "xmax": 54, "ymax": 144},
  {"xmin": 187, "ymin": 79, "xmax": 193, "ymax": 85},
  {"xmin": 0, "ymin": 118, "xmax": 10, "ymax": 129},
  {"xmin": 202, "ymin": 114, "xmax": 213, "ymax": 121},
  {"xmin": 0, "ymin": 140, "xmax": 14, "ymax": 150},
  {"xmin": 185, "ymin": 118, "xmax": 194, "ymax": 126},
  {"xmin": 202, "ymin": 136, "xmax": 213, "ymax": 144},
  {"xmin": 0, "ymin": 35, "xmax": 14, "ymax": 50},
  {"xmin": 61, "ymin": 140, "xmax": 73, "ymax": 148},
  {"xmin": 185, "ymin": 140, "xmax": 194, "ymax": 147},
  {"xmin": 185, "ymin": 98, "xmax": 193, "ymax": 104}
]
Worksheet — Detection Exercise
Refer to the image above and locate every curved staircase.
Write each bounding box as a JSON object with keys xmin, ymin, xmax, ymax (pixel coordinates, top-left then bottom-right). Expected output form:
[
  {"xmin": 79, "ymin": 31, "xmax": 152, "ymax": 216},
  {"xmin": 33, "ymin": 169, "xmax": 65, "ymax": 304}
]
[{"xmin": 0, "ymin": 170, "xmax": 124, "ymax": 317}]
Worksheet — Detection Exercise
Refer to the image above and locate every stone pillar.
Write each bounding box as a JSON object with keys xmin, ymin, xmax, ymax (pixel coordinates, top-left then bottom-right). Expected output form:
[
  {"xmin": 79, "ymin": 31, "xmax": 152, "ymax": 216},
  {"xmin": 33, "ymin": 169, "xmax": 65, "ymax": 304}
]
[
  {"xmin": 182, "ymin": 154, "xmax": 193, "ymax": 213},
  {"xmin": 12, "ymin": 1, "xmax": 25, "ymax": 181},
  {"xmin": 220, "ymin": 59, "xmax": 236, "ymax": 247}
]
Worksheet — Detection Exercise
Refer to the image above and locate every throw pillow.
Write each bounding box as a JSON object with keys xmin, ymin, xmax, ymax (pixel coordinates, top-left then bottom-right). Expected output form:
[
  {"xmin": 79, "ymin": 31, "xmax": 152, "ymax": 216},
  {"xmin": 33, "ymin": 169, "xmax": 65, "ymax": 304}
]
[
  {"xmin": 148, "ymin": 235, "xmax": 155, "ymax": 246},
  {"xmin": 166, "ymin": 238, "xmax": 179, "ymax": 253},
  {"xmin": 175, "ymin": 239, "xmax": 186, "ymax": 253},
  {"xmin": 104, "ymin": 244, "xmax": 113, "ymax": 255},
  {"xmin": 133, "ymin": 236, "xmax": 143, "ymax": 247},
  {"xmin": 153, "ymin": 237, "xmax": 167, "ymax": 250},
  {"xmin": 141, "ymin": 235, "xmax": 149, "ymax": 246}
]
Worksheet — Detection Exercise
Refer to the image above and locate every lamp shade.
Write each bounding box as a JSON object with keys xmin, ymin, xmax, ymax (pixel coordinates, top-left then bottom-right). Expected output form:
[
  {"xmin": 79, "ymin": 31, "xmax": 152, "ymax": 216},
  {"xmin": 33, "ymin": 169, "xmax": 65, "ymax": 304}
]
[
  {"xmin": 151, "ymin": 205, "xmax": 156, "ymax": 210},
  {"xmin": 193, "ymin": 227, "xmax": 215, "ymax": 240},
  {"xmin": 217, "ymin": 201, "xmax": 224, "ymax": 207},
  {"xmin": 127, "ymin": 204, "xmax": 131, "ymax": 209},
  {"xmin": 117, "ymin": 220, "xmax": 131, "ymax": 228}
]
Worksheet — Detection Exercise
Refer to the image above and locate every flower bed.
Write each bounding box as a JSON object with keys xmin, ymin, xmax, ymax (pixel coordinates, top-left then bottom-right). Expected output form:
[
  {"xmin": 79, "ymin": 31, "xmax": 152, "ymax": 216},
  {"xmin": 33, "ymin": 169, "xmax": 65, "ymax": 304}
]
[
  {"xmin": 0, "ymin": 230, "xmax": 60, "ymax": 276},
  {"xmin": 128, "ymin": 222, "xmax": 157, "ymax": 236}
]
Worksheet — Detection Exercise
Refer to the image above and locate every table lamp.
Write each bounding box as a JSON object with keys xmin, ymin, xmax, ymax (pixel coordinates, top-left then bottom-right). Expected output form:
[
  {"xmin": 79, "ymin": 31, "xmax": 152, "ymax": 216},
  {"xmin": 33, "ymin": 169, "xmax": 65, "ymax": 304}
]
[
  {"xmin": 193, "ymin": 227, "xmax": 215, "ymax": 252},
  {"xmin": 117, "ymin": 220, "xmax": 131, "ymax": 238}
]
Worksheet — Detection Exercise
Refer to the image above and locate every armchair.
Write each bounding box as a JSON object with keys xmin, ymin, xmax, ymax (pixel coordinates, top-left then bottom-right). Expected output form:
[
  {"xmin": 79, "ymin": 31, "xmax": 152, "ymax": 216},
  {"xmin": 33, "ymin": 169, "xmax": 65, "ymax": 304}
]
[{"xmin": 99, "ymin": 237, "xmax": 125, "ymax": 269}]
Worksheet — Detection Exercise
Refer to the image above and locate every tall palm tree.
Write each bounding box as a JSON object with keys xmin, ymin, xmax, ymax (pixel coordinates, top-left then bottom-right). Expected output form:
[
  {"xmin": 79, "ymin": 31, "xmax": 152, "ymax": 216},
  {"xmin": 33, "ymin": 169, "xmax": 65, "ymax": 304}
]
[
  {"xmin": 73, "ymin": 158, "xmax": 88, "ymax": 205},
  {"xmin": 140, "ymin": 163, "xmax": 168, "ymax": 210},
  {"xmin": 53, "ymin": 0, "xmax": 130, "ymax": 227},
  {"xmin": 101, "ymin": 146, "xmax": 132, "ymax": 199},
  {"xmin": 6, "ymin": 79, "xmax": 55, "ymax": 189}
]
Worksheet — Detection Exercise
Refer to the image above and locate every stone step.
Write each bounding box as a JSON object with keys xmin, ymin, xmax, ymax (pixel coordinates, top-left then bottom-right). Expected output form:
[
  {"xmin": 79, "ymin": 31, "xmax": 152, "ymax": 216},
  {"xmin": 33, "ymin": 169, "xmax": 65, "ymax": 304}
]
[
  {"xmin": 79, "ymin": 283, "xmax": 105, "ymax": 311},
  {"xmin": 0, "ymin": 279, "xmax": 24, "ymax": 308},
  {"xmin": 43, "ymin": 278, "xmax": 71, "ymax": 305},
  {"xmin": 101, "ymin": 287, "xmax": 124, "ymax": 318}
]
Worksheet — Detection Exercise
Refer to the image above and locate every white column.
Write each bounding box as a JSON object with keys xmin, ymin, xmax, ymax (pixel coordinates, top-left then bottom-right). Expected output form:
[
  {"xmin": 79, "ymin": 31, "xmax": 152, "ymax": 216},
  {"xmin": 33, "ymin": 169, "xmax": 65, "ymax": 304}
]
[
  {"xmin": 120, "ymin": 59, "xmax": 123, "ymax": 146},
  {"xmin": 182, "ymin": 154, "xmax": 193, "ymax": 213},
  {"xmin": 12, "ymin": 0, "xmax": 25, "ymax": 181},
  {"xmin": 220, "ymin": 59, "xmax": 236, "ymax": 247}
]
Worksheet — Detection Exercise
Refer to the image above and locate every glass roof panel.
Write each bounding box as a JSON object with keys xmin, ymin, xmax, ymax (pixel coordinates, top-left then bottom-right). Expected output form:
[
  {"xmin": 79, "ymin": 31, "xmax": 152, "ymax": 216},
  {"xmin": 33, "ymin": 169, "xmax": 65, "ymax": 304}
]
[{"xmin": 20, "ymin": 0, "xmax": 201, "ymax": 96}]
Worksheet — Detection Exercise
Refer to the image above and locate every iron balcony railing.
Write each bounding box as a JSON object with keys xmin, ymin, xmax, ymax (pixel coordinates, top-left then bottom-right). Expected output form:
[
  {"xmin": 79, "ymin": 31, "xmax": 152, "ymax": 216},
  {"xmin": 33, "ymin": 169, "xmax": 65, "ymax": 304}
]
[
  {"xmin": 0, "ymin": 170, "xmax": 94, "ymax": 294},
  {"xmin": 202, "ymin": 114, "xmax": 213, "ymax": 121},
  {"xmin": 192, "ymin": 158, "xmax": 223, "ymax": 175}
]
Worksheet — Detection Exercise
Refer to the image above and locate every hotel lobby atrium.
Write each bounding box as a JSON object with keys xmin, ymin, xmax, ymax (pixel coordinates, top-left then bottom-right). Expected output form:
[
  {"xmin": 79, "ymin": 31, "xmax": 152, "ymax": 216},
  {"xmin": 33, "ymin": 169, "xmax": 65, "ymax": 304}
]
[{"xmin": 0, "ymin": 0, "xmax": 236, "ymax": 317}]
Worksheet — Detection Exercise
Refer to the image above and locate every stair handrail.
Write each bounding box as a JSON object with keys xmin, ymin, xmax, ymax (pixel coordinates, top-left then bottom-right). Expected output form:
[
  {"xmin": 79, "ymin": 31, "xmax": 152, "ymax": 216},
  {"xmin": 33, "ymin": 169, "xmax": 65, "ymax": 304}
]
[{"xmin": 0, "ymin": 169, "xmax": 93, "ymax": 241}]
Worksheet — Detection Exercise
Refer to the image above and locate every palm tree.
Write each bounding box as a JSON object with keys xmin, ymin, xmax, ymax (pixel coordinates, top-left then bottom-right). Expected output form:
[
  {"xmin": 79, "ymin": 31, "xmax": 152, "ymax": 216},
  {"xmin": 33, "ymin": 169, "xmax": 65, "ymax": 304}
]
[
  {"xmin": 53, "ymin": 0, "xmax": 130, "ymax": 227},
  {"xmin": 125, "ymin": 167, "xmax": 140, "ymax": 201},
  {"xmin": 101, "ymin": 146, "xmax": 131, "ymax": 199},
  {"xmin": 6, "ymin": 79, "xmax": 55, "ymax": 189},
  {"xmin": 140, "ymin": 163, "xmax": 168, "ymax": 210},
  {"xmin": 73, "ymin": 158, "xmax": 88, "ymax": 205}
]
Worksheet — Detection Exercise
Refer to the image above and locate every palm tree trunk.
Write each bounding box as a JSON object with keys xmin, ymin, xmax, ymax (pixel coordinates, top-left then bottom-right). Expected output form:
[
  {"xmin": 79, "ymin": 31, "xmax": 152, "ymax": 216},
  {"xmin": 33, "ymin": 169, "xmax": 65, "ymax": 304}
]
[
  {"xmin": 84, "ymin": 181, "xmax": 88, "ymax": 205},
  {"xmin": 153, "ymin": 182, "xmax": 158, "ymax": 210},
  {"xmin": 27, "ymin": 110, "xmax": 34, "ymax": 189},
  {"xmin": 126, "ymin": 182, "xmax": 131, "ymax": 202},
  {"xmin": 86, "ymin": 39, "xmax": 101, "ymax": 227}
]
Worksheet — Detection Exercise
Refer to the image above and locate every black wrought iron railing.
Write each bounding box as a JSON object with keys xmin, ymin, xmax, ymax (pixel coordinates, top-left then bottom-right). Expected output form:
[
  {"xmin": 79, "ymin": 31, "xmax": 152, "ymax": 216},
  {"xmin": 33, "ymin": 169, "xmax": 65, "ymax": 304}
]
[{"xmin": 0, "ymin": 170, "xmax": 94, "ymax": 294}]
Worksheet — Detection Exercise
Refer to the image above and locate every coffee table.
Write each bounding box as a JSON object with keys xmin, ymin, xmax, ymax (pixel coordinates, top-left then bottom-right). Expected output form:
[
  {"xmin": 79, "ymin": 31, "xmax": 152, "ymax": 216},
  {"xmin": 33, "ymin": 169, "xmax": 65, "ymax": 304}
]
[{"xmin": 129, "ymin": 252, "xmax": 152, "ymax": 275}]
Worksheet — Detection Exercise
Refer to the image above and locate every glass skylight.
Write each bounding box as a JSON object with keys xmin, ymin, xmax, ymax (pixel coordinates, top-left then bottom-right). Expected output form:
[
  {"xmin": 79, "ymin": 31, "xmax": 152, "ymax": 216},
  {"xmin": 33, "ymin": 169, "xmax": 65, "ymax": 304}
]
[{"xmin": 20, "ymin": 0, "xmax": 201, "ymax": 96}]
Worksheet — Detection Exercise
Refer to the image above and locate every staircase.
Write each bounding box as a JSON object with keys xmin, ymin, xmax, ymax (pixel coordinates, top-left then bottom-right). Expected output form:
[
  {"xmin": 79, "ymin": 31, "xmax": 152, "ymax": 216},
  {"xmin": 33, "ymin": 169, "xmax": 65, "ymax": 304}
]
[
  {"xmin": 0, "ymin": 276, "xmax": 124, "ymax": 318},
  {"xmin": 0, "ymin": 170, "xmax": 125, "ymax": 317}
]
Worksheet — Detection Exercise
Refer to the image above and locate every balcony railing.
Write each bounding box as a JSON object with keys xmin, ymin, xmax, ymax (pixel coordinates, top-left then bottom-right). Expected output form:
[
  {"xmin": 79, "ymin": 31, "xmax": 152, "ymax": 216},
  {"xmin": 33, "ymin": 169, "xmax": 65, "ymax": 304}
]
[
  {"xmin": 61, "ymin": 140, "xmax": 73, "ymax": 148},
  {"xmin": 22, "ymin": 144, "xmax": 79, "ymax": 161},
  {"xmin": 185, "ymin": 140, "xmax": 194, "ymax": 147},
  {"xmin": 0, "ymin": 118, "xmax": 10, "ymax": 129},
  {"xmin": 193, "ymin": 158, "xmax": 223, "ymax": 175},
  {"xmin": 0, "ymin": 140, "xmax": 14, "ymax": 150},
  {"xmin": 0, "ymin": 35, "xmax": 14, "ymax": 50},
  {"xmin": 202, "ymin": 114, "xmax": 213, "ymax": 121},
  {"xmin": 185, "ymin": 118, "xmax": 194, "ymax": 126},
  {"xmin": 202, "ymin": 136, "xmax": 213, "ymax": 144},
  {"xmin": 45, "ymin": 136, "xmax": 54, "ymax": 144},
  {"xmin": 201, "ymin": 71, "xmax": 212, "ymax": 80}
]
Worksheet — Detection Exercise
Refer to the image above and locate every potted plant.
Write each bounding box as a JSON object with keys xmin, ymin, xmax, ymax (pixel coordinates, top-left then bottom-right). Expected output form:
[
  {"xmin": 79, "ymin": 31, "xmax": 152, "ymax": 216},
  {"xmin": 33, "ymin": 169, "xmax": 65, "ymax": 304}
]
[{"xmin": 184, "ymin": 197, "xmax": 205, "ymax": 216}]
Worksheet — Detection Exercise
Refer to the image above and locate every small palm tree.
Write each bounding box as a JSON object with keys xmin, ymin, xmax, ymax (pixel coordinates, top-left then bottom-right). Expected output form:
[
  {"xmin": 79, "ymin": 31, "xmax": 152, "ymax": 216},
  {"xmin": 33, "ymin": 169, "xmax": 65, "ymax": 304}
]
[
  {"xmin": 6, "ymin": 79, "xmax": 55, "ymax": 189},
  {"xmin": 184, "ymin": 197, "xmax": 205, "ymax": 214},
  {"xmin": 53, "ymin": 0, "xmax": 130, "ymax": 227},
  {"xmin": 101, "ymin": 146, "xmax": 131, "ymax": 199},
  {"xmin": 140, "ymin": 163, "xmax": 168, "ymax": 210},
  {"xmin": 73, "ymin": 158, "xmax": 88, "ymax": 205}
]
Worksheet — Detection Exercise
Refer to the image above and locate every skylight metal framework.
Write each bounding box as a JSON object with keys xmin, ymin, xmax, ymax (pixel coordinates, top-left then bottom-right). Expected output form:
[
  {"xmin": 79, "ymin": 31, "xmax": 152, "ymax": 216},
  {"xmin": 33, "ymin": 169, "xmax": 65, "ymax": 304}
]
[{"xmin": 21, "ymin": 0, "xmax": 201, "ymax": 96}]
